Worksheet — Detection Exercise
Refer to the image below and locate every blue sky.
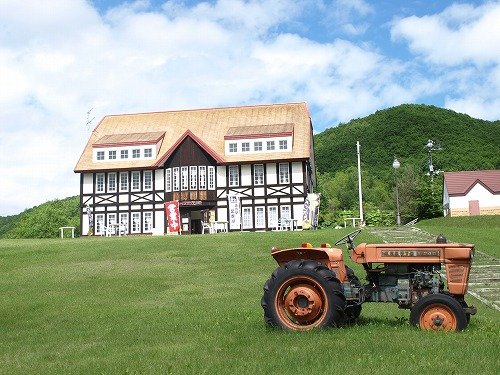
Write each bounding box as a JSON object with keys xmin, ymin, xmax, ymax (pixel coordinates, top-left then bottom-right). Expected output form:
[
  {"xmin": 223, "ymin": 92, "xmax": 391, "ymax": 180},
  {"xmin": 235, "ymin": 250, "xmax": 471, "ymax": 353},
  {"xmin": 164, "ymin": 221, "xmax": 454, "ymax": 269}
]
[{"xmin": 0, "ymin": 0, "xmax": 499, "ymax": 215}]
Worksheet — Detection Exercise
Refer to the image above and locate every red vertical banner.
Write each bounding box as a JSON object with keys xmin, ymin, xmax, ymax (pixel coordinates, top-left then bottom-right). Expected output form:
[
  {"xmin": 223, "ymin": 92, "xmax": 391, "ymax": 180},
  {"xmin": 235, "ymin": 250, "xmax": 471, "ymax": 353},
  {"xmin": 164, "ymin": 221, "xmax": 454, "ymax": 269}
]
[{"xmin": 165, "ymin": 201, "xmax": 180, "ymax": 233}]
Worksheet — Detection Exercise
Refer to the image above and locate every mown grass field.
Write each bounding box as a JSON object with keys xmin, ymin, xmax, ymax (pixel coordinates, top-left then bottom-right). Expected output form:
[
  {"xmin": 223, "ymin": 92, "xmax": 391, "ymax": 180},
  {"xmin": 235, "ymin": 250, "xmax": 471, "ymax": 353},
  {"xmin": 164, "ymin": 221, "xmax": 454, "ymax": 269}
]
[{"xmin": 1, "ymin": 222, "xmax": 499, "ymax": 374}]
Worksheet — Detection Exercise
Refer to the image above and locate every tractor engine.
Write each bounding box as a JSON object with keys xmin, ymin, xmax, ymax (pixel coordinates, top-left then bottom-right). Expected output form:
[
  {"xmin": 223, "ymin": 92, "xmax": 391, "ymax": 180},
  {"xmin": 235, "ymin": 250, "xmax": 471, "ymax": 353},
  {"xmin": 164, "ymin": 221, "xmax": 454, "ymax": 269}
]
[{"xmin": 363, "ymin": 263, "xmax": 444, "ymax": 308}]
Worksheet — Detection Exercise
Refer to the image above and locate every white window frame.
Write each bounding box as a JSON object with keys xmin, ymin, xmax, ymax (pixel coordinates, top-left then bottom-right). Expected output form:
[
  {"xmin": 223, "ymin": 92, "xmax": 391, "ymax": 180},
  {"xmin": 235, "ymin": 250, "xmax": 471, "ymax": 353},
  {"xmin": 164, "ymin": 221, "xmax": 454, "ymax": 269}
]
[
  {"xmin": 229, "ymin": 143, "xmax": 237, "ymax": 153},
  {"xmin": 131, "ymin": 212, "xmax": 141, "ymax": 233},
  {"xmin": 268, "ymin": 206, "xmax": 278, "ymax": 229},
  {"xmin": 97, "ymin": 151, "xmax": 105, "ymax": 161},
  {"xmin": 166, "ymin": 168, "xmax": 172, "ymax": 192},
  {"xmin": 173, "ymin": 167, "xmax": 180, "ymax": 191},
  {"xmin": 279, "ymin": 163, "xmax": 289, "ymax": 184},
  {"xmin": 199, "ymin": 166, "xmax": 206, "ymax": 190},
  {"xmin": 131, "ymin": 171, "xmax": 140, "ymax": 191},
  {"xmin": 119, "ymin": 172, "xmax": 128, "ymax": 191},
  {"xmin": 280, "ymin": 205, "xmax": 291, "ymax": 220},
  {"xmin": 95, "ymin": 214, "xmax": 105, "ymax": 235},
  {"xmin": 242, "ymin": 207, "xmax": 252, "ymax": 229},
  {"xmin": 229, "ymin": 165, "xmax": 239, "ymax": 187},
  {"xmin": 143, "ymin": 212, "xmax": 153, "ymax": 233},
  {"xmin": 108, "ymin": 150, "xmax": 116, "ymax": 160},
  {"xmin": 119, "ymin": 212, "xmax": 128, "ymax": 234},
  {"xmin": 255, "ymin": 206, "xmax": 265, "ymax": 228},
  {"xmin": 208, "ymin": 166, "xmax": 215, "ymax": 190},
  {"xmin": 181, "ymin": 166, "xmax": 188, "ymax": 191},
  {"xmin": 190, "ymin": 166, "xmax": 197, "ymax": 190},
  {"xmin": 254, "ymin": 141, "xmax": 262, "ymax": 152},
  {"xmin": 108, "ymin": 172, "xmax": 117, "ymax": 193},
  {"xmin": 279, "ymin": 140, "xmax": 288, "ymax": 150},
  {"xmin": 144, "ymin": 148, "xmax": 152, "ymax": 158},
  {"xmin": 267, "ymin": 140, "xmax": 275, "ymax": 151},
  {"xmin": 254, "ymin": 164, "xmax": 264, "ymax": 186},
  {"xmin": 121, "ymin": 149, "xmax": 129, "ymax": 159},
  {"xmin": 96, "ymin": 173, "xmax": 105, "ymax": 193},
  {"xmin": 241, "ymin": 142, "xmax": 250, "ymax": 152},
  {"xmin": 132, "ymin": 149, "xmax": 140, "ymax": 159},
  {"xmin": 143, "ymin": 170, "xmax": 152, "ymax": 191}
]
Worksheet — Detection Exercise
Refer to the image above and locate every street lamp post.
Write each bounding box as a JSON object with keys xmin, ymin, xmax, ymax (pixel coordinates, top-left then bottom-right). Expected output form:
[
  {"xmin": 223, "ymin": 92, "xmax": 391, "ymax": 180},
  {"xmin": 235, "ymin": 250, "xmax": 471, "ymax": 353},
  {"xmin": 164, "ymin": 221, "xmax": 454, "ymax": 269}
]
[{"xmin": 392, "ymin": 157, "xmax": 401, "ymax": 225}]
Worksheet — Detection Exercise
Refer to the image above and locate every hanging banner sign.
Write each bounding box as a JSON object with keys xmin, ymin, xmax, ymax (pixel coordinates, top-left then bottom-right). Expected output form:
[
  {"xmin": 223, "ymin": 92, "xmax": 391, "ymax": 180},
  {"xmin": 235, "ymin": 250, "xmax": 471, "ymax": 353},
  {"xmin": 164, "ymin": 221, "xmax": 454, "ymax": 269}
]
[
  {"xmin": 302, "ymin": 193, "xmax": 321, "ymax": 230},
  {"xmin": 165, "ymin": 201, "xmax": 181, "ymax": 233},
  {"xmin": 228, "ymin": 193, "xmax": 240, "ymax": 230}
]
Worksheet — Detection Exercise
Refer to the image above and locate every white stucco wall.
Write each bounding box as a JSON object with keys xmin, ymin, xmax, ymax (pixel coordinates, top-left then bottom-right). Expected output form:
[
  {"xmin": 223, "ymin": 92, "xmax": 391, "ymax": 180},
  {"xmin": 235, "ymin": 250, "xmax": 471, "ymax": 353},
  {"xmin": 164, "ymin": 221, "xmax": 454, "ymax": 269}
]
[{"xmin": 450, "ymin": 183, "xmax": 499, "ymax": 209}]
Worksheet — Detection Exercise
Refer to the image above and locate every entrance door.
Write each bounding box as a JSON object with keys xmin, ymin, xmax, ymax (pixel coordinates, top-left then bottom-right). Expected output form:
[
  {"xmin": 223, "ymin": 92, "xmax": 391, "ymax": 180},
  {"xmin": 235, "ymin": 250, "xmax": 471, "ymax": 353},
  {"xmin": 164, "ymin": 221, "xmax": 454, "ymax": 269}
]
[{"xmin": 468, "ymin": 200, "xmax": 480, "ymax": 216}]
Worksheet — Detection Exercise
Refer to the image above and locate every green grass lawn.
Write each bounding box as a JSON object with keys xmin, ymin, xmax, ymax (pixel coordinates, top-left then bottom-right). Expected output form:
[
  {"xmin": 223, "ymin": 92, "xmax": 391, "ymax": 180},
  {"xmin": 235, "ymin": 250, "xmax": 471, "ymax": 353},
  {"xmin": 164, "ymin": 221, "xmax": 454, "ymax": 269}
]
[{"xmin": 1, "ymin": 226, "xmax": 499, "ymax": 374}]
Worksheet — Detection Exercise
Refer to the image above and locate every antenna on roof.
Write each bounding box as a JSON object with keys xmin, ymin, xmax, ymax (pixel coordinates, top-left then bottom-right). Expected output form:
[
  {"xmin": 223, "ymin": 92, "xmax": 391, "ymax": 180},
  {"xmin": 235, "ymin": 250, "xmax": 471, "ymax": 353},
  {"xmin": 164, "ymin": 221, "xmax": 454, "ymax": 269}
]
[{"xmin": 85, "ymin": 108, "xmax": 95, "ymax": 131}]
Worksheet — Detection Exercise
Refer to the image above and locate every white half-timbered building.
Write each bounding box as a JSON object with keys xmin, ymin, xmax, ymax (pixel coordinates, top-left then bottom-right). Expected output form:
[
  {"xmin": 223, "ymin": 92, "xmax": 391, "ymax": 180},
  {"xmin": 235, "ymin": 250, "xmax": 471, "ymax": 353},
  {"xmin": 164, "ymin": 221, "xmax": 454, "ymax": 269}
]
[{"xmin": 74, "ymin": 103, "xmax": 317, "ymax": 235}]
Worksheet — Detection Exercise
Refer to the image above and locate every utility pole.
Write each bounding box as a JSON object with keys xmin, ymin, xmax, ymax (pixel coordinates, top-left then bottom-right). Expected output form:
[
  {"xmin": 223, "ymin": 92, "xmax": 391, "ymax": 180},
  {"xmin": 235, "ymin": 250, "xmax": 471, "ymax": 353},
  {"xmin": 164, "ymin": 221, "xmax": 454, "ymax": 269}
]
[{"xmin": 356, "ymin": 141, "xmax": 364, "ymax": 225}]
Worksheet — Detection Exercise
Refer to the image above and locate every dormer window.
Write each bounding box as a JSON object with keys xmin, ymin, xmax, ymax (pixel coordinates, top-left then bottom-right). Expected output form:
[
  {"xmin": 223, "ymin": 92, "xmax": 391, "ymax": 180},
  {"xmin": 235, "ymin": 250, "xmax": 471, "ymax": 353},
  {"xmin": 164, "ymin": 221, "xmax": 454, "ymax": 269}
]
[
  {"xmin": 224, "ymin": 124, "xmax": 293, "ymax": 156},
  {"xmin": 121, "ymin": 150, "xmax": 128, "ymax": 159},
  {"xmin": 242, "ymin": 142, "xmax": 250, "ymax": 152},
  {"xmin": 266, "ymin": 141, "xmax": 275, "ymax": 151},
  {"xmin": 97, "ymin": 151, "xmax": 105, "ymax": 160},
  {"xmin": 92, "ymin": 132, "xmax": 164, "ymax": 163},
  {"xmin": 279, "ymin": 140, "xmax": 288, "ymax": 150},
  {"xmin": 144, "ymin": 148, "xmax": 152, "ymax": 158},
  {"xmin": 109, "ymin": 150, "xmax": 117, "ymax": 160},
  {"xmin": 132, "ymin": 149, "xmax": 140, "ymax": 158},
  {"xmin": 254, "ymin": 141, "xmax": 262, "ymax": 151},
  {"xmin": 229, "ymin": 143, "xmax": 237, "ymax": 153}
]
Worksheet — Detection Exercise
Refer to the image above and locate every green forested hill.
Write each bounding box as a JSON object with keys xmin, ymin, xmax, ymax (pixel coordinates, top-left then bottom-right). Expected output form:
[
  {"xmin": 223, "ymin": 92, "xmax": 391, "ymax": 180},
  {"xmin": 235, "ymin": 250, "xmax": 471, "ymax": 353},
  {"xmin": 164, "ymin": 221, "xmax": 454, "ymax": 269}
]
[{"xmin": 315, "ymin": 104, "xmax": 500, "ymax": 175}]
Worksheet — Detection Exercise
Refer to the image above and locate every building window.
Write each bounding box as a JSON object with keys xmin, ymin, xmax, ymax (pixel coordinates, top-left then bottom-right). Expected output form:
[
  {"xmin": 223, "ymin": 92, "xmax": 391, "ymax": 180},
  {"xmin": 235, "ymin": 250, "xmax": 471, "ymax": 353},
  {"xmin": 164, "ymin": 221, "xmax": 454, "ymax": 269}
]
[
  {"xmin": 131, "ymin": 212, "xmax": 140, "ymax": 233},
  {"xmin": 255, "ymin": 207, "xmax": 265, "ymax": 228},
  {"xmin": 242, "ymin": 207, "xmax": 252, "ymax": 229},
  {"xmin": 97, "ymin": 151, "xmax": 105, "ymax": 161},
  {"xmin": 132, "ymin": 149, "xmax": 140, "ymax": 159},
  {"xmin": 131, "ymin": 171, "xmax": 140, "ymax": 191},
  {"xmin": 229, "ymin": 165, "xmax": 239, "ymax": 187},
  {"xmin": 173, "ymin": 167, "xmax": 180, "ymax": 191},
  {"xmin": 241, "ymin": 142, "xmax": 250, "ymax": 152},
  {"xmin": 254, "ymin": 141, "xmax": 262, "ymax": 151},
  {"xmin": 108, "ymin": 150, "xmax": 116, "ymax": 160},
  {"xmin": 166, "ymin": 168, "xmax": 172, "ymax": 192},
  {"xmin": 143, "ymin": 170, "xmax": 152, "ymax": 190},
  {"xmin": 266, "ymin": 140, "xmax": 275, "ymax": 151},
  {"xmin": 254, "ymin": 164, "xmax": 264, "ymax": 185},
  {"xmin": 199, "ymin": 166, "xmax": 206, "ymax": 190},
  {"xmin": 229, "ymin": 143, "xmax": 237, "ymax": 153},
  {"xmin": 279, "ymin": 140, "xmax": 288, "ymax": 150},
  {"xmin": 96, "ymin": 173, "xmax": 105, "ymax": 192},
  {"xmin": 119, "ymin": 213, "xmax": 128, "ymax": 232},
  {"xmin": 121, "ymin": 150, "xmax": 129, "ymax": 159},
  {"xmin": 190, "ymin": 166, "xmax": 197, "ymax": 190},
  {"xmin": 280, "ymin": 205, "xmax": 291, "ymax": 220},
  {"xmin": 268, "ymin": 206, "xmax": 278, "ymax": 229},
  {"xmin": 108, "ymin": 172, "xmax": 117, "ymax": 192},
  {"xmin": 143, "ymin": 212, "xmax": 153, "ymax": 233},
  {"xmin": 120, "ymin": 172, "xmax": 128, "ymax": 191},
  {"xmin": 144, "ymin": 148, "xmax": 152, "ymax": 158},
  {"xmin": 181, "ymin": 166, "xmax": 188, "ymax": 191},
  {"xmin": 95, "ymin": 214, "xmax": 105, "ymax": 235},
  {"xmin": 208, "ymin": 166, "xmax": 215, "ymax": 190},
  {"xmin": 279, "ymin": 163, "xmax": 289, "ymax": 184}
]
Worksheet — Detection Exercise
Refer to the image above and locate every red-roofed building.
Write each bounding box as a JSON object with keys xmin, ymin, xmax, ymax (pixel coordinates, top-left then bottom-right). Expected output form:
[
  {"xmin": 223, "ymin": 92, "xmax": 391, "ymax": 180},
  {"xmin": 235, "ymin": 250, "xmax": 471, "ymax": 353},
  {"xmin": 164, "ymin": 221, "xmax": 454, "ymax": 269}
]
[{"xmin": 443, "ymin": 170, "xmax": 500, "ymax": 216}]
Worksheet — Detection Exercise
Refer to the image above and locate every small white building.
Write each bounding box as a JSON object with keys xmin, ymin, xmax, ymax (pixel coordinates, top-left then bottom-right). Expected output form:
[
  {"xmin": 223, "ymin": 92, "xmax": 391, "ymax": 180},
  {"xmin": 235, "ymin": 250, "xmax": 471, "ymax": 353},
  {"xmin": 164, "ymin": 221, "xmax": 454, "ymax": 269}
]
[
  {"xmin": 74, "ymin": 103, "xmax": 316, "ymax": 235},
  {"xmin": 443, "ymin": 170, "xmax": 500, "ymax": 217}
]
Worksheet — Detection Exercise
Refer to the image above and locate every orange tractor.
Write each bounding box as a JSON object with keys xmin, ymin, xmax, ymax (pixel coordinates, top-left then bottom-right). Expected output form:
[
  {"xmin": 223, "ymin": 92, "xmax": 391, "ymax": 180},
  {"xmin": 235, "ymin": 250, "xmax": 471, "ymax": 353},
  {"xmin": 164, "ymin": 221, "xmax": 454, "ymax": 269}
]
[{"xmin": 261, "ymin": 230, "xmax": 477, "ymax": 331}]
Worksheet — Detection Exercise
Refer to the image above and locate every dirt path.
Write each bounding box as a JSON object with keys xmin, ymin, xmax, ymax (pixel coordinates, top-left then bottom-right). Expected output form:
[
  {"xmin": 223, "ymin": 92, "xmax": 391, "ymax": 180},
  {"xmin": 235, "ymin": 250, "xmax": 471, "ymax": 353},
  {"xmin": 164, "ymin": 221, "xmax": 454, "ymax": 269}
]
[{"xmin": 366, "ymin": 226, "xmax": 500, "ymax": 312}]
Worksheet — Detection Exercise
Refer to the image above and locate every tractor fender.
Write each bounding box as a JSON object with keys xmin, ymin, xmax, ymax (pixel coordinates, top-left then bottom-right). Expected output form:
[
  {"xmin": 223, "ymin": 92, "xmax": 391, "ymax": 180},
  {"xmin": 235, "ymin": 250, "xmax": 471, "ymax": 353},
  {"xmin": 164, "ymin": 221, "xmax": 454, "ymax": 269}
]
[{"xmin": 271, "ymin": 247, "xmax": 347, "ymax": 282}]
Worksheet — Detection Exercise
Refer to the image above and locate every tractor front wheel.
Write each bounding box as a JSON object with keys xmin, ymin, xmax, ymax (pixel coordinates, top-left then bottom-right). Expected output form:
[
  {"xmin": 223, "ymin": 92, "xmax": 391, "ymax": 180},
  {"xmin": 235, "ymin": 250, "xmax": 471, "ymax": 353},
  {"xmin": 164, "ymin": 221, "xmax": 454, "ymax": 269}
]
[
  {"xmin": 261, "ymin": 260, "xmax": 346, "ymax": 331},
  {"xmin": 410, "ymin": 294, "xmax": 468, "ymax": 331}
]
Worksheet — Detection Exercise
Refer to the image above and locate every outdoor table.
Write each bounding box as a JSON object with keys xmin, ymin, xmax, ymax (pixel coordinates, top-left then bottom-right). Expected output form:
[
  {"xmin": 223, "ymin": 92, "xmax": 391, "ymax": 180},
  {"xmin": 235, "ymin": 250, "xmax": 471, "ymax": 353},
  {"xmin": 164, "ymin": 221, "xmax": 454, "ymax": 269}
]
[{"xmin": 59, "ymin": 226, "xmax": 75, "ymax": 238}]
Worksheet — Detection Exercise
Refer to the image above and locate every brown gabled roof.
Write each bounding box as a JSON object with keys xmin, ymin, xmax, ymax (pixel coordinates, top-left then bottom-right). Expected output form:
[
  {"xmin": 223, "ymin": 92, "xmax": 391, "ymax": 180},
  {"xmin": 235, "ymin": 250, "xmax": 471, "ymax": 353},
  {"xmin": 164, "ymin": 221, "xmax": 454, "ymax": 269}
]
[
  {"xmin": 444, "ymin": 170, "xmax": 500, "ymax": 196},
  {"xmin": 224, "ymin": 123, "xmax": 293, "ymax": 139},
  {"xmin": 93, "ymin": 131, "xmax": 165, "ymax": 147},
  {"xmin": 74, "ymin": 102, "xmax": 312, "ymax": 172}
]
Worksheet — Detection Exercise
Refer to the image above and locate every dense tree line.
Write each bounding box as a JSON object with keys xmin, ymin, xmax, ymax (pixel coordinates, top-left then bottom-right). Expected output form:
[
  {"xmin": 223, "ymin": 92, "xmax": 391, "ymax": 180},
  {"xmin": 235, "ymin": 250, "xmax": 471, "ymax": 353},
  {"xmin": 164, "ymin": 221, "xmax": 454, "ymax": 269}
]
[
  {"xmin": 314, "ymin": 104, "xmax": 499, "ymax": 227},
  {"xmin": 0, "ymin": 196, "xmax": 80, "ymax": 238}
]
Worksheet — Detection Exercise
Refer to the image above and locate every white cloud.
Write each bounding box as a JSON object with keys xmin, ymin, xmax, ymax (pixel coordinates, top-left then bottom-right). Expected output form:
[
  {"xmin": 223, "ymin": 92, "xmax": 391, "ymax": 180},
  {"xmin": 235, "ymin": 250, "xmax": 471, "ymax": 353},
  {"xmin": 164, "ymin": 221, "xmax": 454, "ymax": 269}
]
[{"xmin": 0, "ymin": 0, "xmax": 497, "ymax": 215}]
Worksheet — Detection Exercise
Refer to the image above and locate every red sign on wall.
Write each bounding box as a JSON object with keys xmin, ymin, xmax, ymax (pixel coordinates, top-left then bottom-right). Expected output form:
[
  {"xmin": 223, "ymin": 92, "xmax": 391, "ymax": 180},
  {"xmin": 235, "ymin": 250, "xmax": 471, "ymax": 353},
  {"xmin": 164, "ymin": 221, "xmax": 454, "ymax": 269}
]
[{"xmin": 165, "ymin": 201, "xmax": 180, "ymax": 233}]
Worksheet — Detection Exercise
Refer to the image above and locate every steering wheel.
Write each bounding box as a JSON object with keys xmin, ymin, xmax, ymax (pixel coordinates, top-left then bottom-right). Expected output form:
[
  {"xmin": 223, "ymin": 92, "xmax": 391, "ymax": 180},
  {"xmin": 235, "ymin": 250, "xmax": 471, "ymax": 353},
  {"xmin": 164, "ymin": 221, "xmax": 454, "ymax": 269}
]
[{"xmin": 334, "ymin": 229, "xmax": 362, "ymax": 247}]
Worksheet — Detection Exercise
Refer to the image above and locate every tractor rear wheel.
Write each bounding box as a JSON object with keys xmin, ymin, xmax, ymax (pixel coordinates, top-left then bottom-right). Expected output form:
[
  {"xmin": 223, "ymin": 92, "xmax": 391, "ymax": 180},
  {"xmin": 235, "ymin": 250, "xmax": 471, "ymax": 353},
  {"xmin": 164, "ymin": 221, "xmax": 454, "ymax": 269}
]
[
  {"xmin": 261, "ymin": 260, "xmax": 346, "ymax": 330},
  {"xmin": 410, "ymin": 294, "xmax": 468, "ymax": 331}
]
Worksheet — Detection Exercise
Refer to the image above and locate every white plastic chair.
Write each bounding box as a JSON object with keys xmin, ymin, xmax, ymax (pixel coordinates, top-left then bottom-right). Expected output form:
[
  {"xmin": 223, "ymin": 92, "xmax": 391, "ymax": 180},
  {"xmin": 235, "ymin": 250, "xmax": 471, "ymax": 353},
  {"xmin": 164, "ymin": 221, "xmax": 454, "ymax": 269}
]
[{"xmin": 202, "ymin": 221, "xmax": 212, "ymax": 234}]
